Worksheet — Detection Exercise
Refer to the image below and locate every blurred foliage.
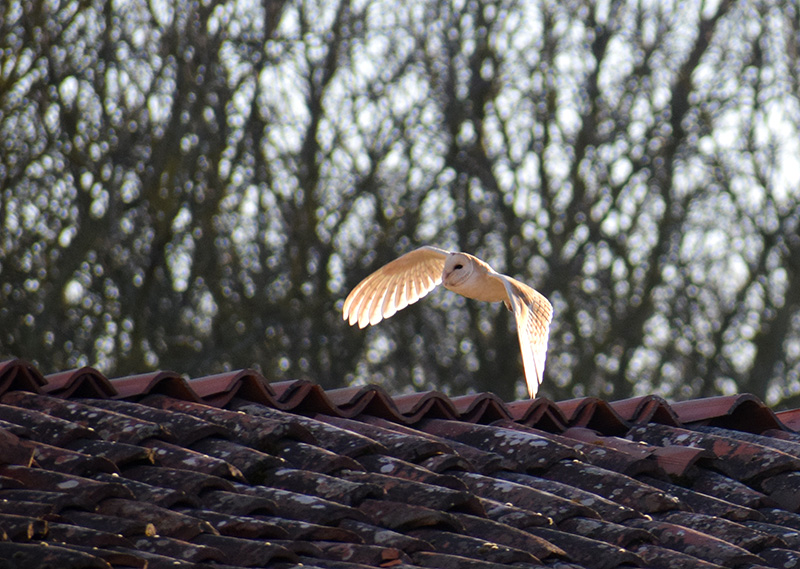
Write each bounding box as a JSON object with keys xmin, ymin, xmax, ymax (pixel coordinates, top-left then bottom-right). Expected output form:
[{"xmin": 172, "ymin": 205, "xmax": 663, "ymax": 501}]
[{"xmin": 1, "ymin": 0, "xmax": 799, "ymax": 404}]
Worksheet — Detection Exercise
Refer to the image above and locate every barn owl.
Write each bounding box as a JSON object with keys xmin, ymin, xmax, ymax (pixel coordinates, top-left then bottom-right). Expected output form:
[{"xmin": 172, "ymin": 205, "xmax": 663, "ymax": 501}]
[{"xmin": 342, "ymin": 246, "xmax": 553, "ymax": 398}]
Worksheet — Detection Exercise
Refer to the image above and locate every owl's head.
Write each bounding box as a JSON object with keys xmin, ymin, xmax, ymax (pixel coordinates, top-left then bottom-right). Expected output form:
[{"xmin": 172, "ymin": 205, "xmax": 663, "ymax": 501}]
[{"xmin": 443, "ymin": 253, "xmax": 474, "ymax": 288}]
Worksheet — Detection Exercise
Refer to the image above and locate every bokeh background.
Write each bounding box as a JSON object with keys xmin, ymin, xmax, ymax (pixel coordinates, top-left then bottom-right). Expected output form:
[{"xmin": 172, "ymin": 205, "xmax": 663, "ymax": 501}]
[{"xmin": 2, "ymin": 0, "xmax": 799, "ymax": 404}]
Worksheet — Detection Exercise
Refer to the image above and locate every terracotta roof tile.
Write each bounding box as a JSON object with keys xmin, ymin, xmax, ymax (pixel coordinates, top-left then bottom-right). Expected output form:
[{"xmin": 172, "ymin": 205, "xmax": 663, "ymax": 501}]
[
  {"xmin": 505, "ymin": 396, "xmax": 570, "ymax": 430},
  {"xmin": 391, "ymin": 391, "xmax": 459, "ymax": 419},
  {"xmin": 0, "ymin": 400, "xmax": 99, "ymax": 446},
  {"xmin": 609, "ymin": 395, "xmax": 682, "ymax": 426},
  {"xmin": 0, "ymin": 359, "xmax": 47, "ymax": 392},
  {"xmin": 632, "ymin": 543, "xmax": 727, "ymax": 568},
  {"xmin": 0, "ymin": 541, "xmax": 114, "ymax": 569},
  {"xmin": 188, "ymin": 437, "xmax": 287, "ymax": 482},
  {"xmin": 311, "ymin": 541, "xmax": 411, "ymax": 566},
  {"xmin": 268, "ymin": 467, "xmax": 382, "ymax": 506},
  {"xmin": 690, "ymin": 469, "xmax": 777, "ymax": 509},
  {"xmin": 556, "ymin": 397, "xmax": 631, "ymax": 434},
  {"xmin": 640, "ymin": 475, "xmax": 763, "ymax": 522},
  {"xmin": 453, "ymin": 471, "xmax": 599, "ymax": 522},
  {"xmin": 0, "ymin": 512, "xmax": 47, "ymax": 540},
  {"xmin": 447, "ymin": 393, "xmax": 513, "ymax": 423},
  {"xmin": 451, "ymin": 512, "xmax": 568, "ymax": 560},
  {"xmin": 231, "ymin": 400, "xmax": 384, "ymax": 456},
  {"xmin": 625, "ymin": 517, "xmax": 766, "ymax": 566},
  {"xmin": 8, "ymin": 358, "xmax": 800, "ymax": 568},
  {"xmin": 556, "ymin": 516, "xmax": 654, "ymax": 549},
  {"xmin": 2, "ymin": 391, "xmax": 165, "ymax": 444},
  {"xmin": 338, "ymin": 519, "xmax": 432, "ymax": 553},
  {"xmin": 278, "ymin": 439, "xmax": 366, "ymax": 473},
  {"xmin": 186, "ymin": 369, "xmax": 277, "ymax": 406},
  {"xmin": 358, "ymin": 498, "xmax": 463, "ymax": 532},
  {"xmin": 43, "ymin": 367, "xmax": 117, "ymax": 398},
  {"xmin": 668, "ymin": 394, "xmax": 785, "ymax": 432},
  {"xmin": 656, "ymin": 510, "xmax": 784, "ymax": 551},
  {"xmin": 320, "ymin": 414, "xmax": 454, "ymax": 461},
  {"xmin": 58, "ymin": 509, "xmax": 158, "ymax": 537},
  {"xmin": 108, "ymin": 370, "xmax": 200, "ymax": 401},
  {"xmin": 497, "ymin": 470, "xmax": 640, "ymax": 523},
  {"xmin": 419, "ymin": 418, "xmax": 578, "ymax": 470},
  {"xmin": 356, "ymin": 453, "xmax": 466, "ymax": 488},
  {"xmin": 628, "ymin": 422, "xmax": 800, "ymax": 482},
  {"xmin": 540, "ymin": 460, "xmax": 684, "ymax": 514},
  {"xmin": 760, "ymin": 548, "xmax": 800, "ymax": 568},
  {"xmin": 83, "ymin": 397, "xmax": 231, "ymax": 442},
  {"xmin": 525, "ymin": 526, "xmax": 646, "ymax": 568},
  {"xmin": 94, "ymin": 470, "xmax": 198, "ymax": 507},
  {"xmin": 23, "ymin": 439, "xmax": 119, "ymax": 476},
  {"xmin": 144, "ymin": 394, "xmax": 316, "ymax": 449},
  {"xmin": 407, "ymin": 527, "xmax": 543, "ymax": 565}
]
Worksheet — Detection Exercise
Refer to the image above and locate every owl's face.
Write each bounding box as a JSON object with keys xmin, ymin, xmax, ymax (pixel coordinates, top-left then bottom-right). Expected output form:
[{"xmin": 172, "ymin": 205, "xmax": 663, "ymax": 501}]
[{"xmin": 442, "ymin": 253, "xmax": 473, "ymax": 288}]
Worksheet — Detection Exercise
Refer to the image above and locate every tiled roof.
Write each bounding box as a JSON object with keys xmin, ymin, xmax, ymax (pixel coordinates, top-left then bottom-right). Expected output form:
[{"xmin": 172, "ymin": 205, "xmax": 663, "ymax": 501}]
[{"xmin": 2, "ymin": 359, "xmax": 800, "ymax": 568}]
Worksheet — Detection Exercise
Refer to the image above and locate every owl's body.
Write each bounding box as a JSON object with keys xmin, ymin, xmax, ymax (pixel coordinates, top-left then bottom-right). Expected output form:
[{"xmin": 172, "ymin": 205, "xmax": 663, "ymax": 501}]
[{"xmin": 342, "ymin": 246, "xmax": 553, "ymax": 398}]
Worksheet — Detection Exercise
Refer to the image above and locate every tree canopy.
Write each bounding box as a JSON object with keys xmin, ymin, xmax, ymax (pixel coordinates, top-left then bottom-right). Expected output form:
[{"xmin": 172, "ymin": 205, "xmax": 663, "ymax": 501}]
[{"xmin": 2, "ymin": 0, "xmax": 799, "ymax": 405}]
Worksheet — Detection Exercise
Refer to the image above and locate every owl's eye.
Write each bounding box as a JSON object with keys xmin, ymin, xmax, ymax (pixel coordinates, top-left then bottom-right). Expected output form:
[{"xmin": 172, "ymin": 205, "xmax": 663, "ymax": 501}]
[{"xmin": 454, "ymin": 264, "xmax": 463, "ymax": 270}]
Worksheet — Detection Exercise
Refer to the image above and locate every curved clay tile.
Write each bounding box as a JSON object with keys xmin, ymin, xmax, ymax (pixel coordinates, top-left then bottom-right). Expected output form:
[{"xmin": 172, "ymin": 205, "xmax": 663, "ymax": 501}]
[
  {"xmin": 186, "ymin": 369, "xmax": 276, "ymax": 407},
  {"xmin": 43, "ymin": 366, "xmax": 117, "ymax": 398},
  {"xmin": 669, "ymin": 394, "xmax": 785, "ymax": 432},
  {"xmin": 449, "ymin": 392, "xmax": 512, "ymax": 424},
  {"xmin": 0, "ymin": 359, "xmax": 46, "ymax": 395},
  {"xmin": 556, "ymin": 397, "xmax": 630, "ymax": 434},
  {"xmin": 505, "ymin": 397, "xmax": 570, "ymax": 431},
  {"xmin": 109, "ymin": 371, "xmax": 200, "ymax": 401},
  {"xmin": 392, "ymin": 390, "xmax": 459, "ymax": 421},
  {"xmin": 609, "ymin": 394, "xmax": 681, "ymax": 427}
]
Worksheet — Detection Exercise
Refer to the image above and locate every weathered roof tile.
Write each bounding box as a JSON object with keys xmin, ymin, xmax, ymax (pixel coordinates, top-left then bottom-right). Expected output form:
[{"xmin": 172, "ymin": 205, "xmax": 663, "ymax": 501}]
[
  {"xmin": 3, "ymin": 391, "xmax": 165, "ymax": 444},
  {"xmin": 759, "ymin": 546, "xmax": 800, "ymax": 568},
  {"xmin": 268, "ymin": 467, "xmax": 382, "ymax": 506},
  {"xmin": 497, "ymin": 471, "xmax": 641, "ymax": 523},
  {"xmin": 420, "ymin": 418, "xmax": 578, "ymax": 471},
  {"xmin": 656, "ymin": 510, "xmax": 783, "ymax": 551},
  {"xmin": 690, "ymin": 469, "xmax": 776, "ymax": 509},
  {"xmin": 312, "ymin": 541, "xmax": 411, "ymax": 566},
  {"xmin": 452, "ymin": 512, "xmax": 568, "ymax": 561},
  {"xmin": 94, "ymin": 470, "xmax": 198, "ymax": 507},
  {"xmin": 0, "ymin": 541, "xmax": 114, "ymax": 569},
  {"xmin": 278, "ymin": 439, "xmax": 366, "ymax": 473},
  {"xmin": 759, "ymin": 470, "xmax": 800, "ymax": 511},
  {"xmin": 82, "ymin": 397, "xmax": 231, "ymax": 443},
  {"xmin": 640, "ymin": 475, "xmax": 763, "ymax": 522},
  {"xmin": 340, "ymin": 470, "xmax": 483, "ymax": 515},
  {"xmin": 407, "ymin": 527, "xmax": 542, "ymax": 565},
  {"xmin": 356, "ymin": 453, "xmax": 468, "ymax": 490},
  {"xmin": 625, "ymin": 517, "xmax": 766, "ymax": 567},
  {"xmin": 181, "ymin": 508, "xmax": 289, "ymax": 539},
  {"xmin": 526, "ymin": 526, "xmax": 646, "ymax": 569},
  {"xmin": 541, "ymin": 459, "xmax": 683, "ymax": 514},
  {"xmin": 94, "ymin": 498, "xmax": 216, "ymax": 540},
  {"xmin": 20, "ymin": 439, "xmax": 118, "ymax": 476},
  {"xmin": 338, "ymin": 519, "xmax": 432, "ymax": 553},
  {"xmin": 321, "ymin": 414, "xmax": 454, "ymax": 461},
  {"xmin": 188, "ymin": 437, "xmax": 287, "ymax": 482},
  {"xmin": 557, "ymin": 516, "xmax": 654, "ymax": 549},
  {"xmin": 628, "ymin": 422, "xmax": 800, "ymax": 482},
  {"xmin": 453, "ymin": 471, "xmax": 600, "ymax": 522},
  {"xmin": 0, "ymin": 401, "xmax": 99, "ymax": 446},
  {"xmin": 144, "ymin": 394, "xmax": 315, "ymax": 450},
  {"xmin": 357, "ymin": 499, "xmax": 463, "ymax": 532}
]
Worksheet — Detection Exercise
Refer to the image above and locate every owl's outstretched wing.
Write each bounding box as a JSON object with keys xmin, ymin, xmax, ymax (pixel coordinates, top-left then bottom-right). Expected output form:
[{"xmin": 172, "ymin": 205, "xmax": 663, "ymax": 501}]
[
  {"xmin": 494, "ymin": 274, "xmax": 553, "ymax": 398},
  {"xmin": 343, "ymin": 246, "xmax": 450, "ymax": 328}
]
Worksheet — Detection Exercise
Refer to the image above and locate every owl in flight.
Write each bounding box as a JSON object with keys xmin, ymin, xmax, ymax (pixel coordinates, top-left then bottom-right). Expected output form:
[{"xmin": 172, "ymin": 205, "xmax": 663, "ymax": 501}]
[{"xmin": 342, "ymin": 246, "xmax": 553, "ymax": 398}]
